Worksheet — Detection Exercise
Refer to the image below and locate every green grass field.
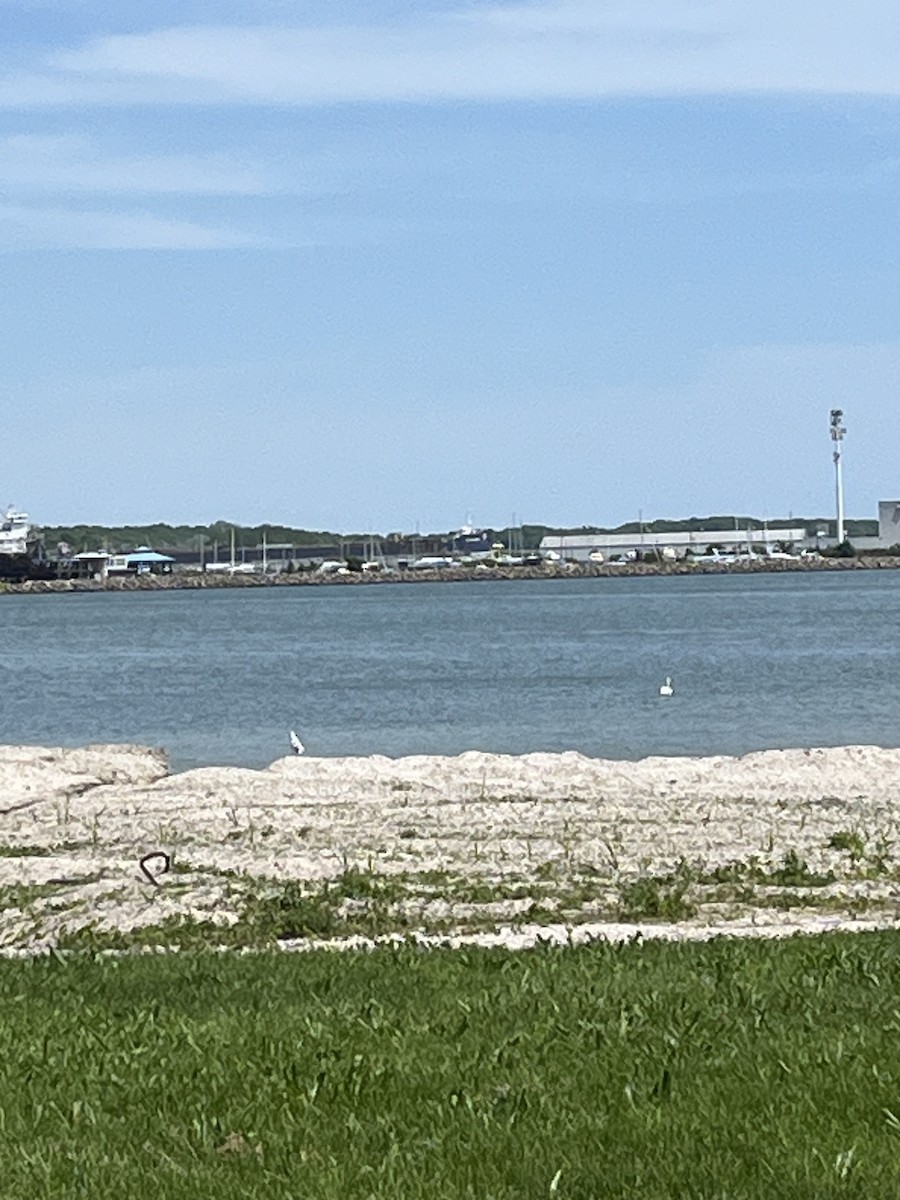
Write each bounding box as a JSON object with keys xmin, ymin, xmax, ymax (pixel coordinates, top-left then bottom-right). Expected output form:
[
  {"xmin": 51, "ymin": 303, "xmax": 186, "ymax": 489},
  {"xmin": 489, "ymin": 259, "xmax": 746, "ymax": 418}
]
[{"xmin": 2, "ymin": 932, "xmax": 900, "ymax": 1198}]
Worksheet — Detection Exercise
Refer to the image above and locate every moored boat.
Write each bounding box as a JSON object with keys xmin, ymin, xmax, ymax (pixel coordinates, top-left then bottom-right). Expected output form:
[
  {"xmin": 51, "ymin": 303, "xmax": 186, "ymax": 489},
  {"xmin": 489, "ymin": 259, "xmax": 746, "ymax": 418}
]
[
  {"xmin": 0, "ymin": 506, "xmax": 56, "ymax": 580},
  {"xmin": 448, "ymin": 525, "xmax": 493, "ymax": 558}
]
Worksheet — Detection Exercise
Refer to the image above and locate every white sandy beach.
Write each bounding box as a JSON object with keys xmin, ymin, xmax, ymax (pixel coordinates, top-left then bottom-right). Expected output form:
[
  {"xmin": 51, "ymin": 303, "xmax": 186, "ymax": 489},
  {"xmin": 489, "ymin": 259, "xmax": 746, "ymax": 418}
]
[{"xmin": 1, "ymin": 743, "xmax": 899, "ymax": 952}]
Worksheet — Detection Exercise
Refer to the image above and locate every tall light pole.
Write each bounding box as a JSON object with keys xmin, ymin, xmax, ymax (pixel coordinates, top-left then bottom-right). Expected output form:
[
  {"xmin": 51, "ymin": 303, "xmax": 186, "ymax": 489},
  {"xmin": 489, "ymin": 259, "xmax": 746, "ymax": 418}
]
[{"xmin": 830, "ymin": 408, "xmax": 846, "ymax": 544}]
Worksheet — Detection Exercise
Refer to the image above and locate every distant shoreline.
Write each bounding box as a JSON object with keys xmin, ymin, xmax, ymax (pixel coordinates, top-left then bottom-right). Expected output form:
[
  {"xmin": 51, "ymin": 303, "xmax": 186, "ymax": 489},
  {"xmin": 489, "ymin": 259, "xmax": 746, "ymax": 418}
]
[{"xmin": 2, "ymin": 554, "xmax": 899, "ymax": 594}]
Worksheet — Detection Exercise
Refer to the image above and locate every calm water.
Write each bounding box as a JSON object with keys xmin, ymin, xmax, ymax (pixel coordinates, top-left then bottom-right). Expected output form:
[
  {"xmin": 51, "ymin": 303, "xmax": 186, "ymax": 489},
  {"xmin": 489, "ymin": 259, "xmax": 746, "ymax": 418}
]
[{"xmin": 1, "ymin": 573, "xmax": 898, "ymax": 771}]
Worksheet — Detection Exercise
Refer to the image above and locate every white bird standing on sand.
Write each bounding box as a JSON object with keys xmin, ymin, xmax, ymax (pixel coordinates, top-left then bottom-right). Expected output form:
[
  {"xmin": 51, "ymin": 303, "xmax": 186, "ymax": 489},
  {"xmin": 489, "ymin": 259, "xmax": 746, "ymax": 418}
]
[
  {"xmin": 659, "ymin": 676, "xmax": 674, "ymax": 697},
  {"xmin": 289, "ymin": 730, "xmax": 305, "ymax": 755}
]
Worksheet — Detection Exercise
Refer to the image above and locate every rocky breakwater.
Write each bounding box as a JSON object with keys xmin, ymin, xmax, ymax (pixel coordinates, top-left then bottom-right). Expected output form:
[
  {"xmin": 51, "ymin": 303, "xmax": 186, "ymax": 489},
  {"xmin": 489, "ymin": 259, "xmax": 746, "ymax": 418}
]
[
  {"xmin": 2, "ymin": 743, "xmax": 900, "ymax": 953},
  {"xmin": 3, "ymin": 554, "xmax": 900, "ymax": 596}
]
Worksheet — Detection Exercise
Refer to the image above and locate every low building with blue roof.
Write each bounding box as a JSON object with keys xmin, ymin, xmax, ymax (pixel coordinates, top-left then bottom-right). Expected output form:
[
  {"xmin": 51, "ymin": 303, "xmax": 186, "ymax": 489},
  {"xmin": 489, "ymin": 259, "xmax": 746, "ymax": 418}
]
[{"xmin": 106, "ymin": 546, "xmax": 175, "ymax": 576}]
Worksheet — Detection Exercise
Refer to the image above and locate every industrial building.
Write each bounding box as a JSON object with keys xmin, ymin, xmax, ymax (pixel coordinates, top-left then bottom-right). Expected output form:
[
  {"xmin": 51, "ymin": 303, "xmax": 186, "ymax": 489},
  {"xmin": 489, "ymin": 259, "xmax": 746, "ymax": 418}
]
[
  {"xmin": 539, "ymin": 528, "xmax": 809, "ymax": 562},
  {"xmin": 876, "ymin": 501, "xmax": 900, "ymax": 549}
]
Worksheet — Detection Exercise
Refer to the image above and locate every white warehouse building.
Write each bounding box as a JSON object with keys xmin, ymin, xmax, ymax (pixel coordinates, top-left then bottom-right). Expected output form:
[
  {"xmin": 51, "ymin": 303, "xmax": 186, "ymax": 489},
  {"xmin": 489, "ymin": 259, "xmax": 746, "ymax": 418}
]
[
  {"xmin": 539, "ymin": 528, "xmax": 808, "ymax": 562},
  {"xmin": 878, "ymin": 501, "xmax": 900, "ymax": 548}
]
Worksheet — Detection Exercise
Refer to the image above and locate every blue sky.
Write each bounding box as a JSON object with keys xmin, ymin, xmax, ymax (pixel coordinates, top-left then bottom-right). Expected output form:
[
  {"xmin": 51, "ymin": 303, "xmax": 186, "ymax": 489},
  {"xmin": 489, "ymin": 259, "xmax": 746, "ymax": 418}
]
[{"xmin": 3, "ymin": 0, "xmax": 900, "ymax": 531}]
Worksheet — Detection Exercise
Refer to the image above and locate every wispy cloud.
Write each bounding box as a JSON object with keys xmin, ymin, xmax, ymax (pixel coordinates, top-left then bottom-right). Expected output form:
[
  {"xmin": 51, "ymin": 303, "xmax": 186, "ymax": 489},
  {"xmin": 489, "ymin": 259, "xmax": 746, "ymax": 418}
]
[
  {"xmin": 0, "ymin": 131, "xmax": 337, "ymax": 250},
  {"xmin": 0, "ymin": 133, "xmax": 271, "ymax": 193},
  {"xmin": 0, "ymin": 204, "xmax": 270, "ymax": 249},
  {"xmin": 468, "ymin": 0, "xmax": 724, "ymax": 39},
  {"xmin": 2, "ymin": 0, "xmax": 900, "ymax": 107}
]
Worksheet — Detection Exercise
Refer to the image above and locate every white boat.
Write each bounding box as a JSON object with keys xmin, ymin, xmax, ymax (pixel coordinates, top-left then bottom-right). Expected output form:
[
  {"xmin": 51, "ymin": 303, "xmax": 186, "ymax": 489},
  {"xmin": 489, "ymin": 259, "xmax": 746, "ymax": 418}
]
[
  {"xmin": 0, "ymin": 506, "xmax": 33, "ymax": 556},
  {"xmin": 204, "ymin": 527, "xmax": 254, "ymax": 574},
  {"xmin": 411, "ymin": 555, "xmax": 455, "ymax": 570},
  {"xmin": 449, "ymin": 525, "xmax": 493, "ymax": 558},
  {"xmin": 0, "ymin": 505, "xmax": 53, "ymax": 579}
]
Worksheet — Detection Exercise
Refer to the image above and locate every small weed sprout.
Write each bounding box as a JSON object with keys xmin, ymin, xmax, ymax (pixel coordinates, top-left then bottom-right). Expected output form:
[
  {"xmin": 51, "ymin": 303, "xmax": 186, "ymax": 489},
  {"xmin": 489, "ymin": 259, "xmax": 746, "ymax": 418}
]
[
  {"xmin": 617, "ymin": 861, "xmax": 697, "ymax": 922},
  {"xmin": 767, "ymin": 849, "xmax": 833, "ymax": 888},
  {"xmin": 600, "ymin": 836, "xmax": 621, "ymax": 872},
  {"xmin": 154, "ymin": 821, "xmax": 183, "ymax": 851},
  {"xmin": 868, "ymin": 832, "xmax": 893, "ymax": 877},
  {"xmin": 829, "ymin": 830, "xmax": 866, "ymax": 864}
]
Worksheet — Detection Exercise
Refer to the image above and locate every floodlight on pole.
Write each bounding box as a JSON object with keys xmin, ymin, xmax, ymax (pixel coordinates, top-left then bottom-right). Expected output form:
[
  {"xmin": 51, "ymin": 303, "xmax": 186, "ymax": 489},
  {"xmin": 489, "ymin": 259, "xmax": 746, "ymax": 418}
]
[{"xmin": 830, "ymin": 409, "xmax": 846, "ymax": 544}]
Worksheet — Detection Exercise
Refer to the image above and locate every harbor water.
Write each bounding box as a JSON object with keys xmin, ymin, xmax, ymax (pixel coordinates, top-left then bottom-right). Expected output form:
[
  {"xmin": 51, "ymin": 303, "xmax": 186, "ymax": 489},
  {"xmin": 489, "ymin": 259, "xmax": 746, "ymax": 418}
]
[{"xmin": 1, "ymin": 572, "xmax": 898, "ymax": 772}]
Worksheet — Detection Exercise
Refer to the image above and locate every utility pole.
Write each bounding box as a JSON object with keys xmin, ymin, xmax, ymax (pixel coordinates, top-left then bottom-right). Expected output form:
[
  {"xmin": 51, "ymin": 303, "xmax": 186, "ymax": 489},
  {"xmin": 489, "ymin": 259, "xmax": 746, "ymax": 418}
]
[{"xmin": 830, "ymin": 409, "xmax": 846, "ymax": 544}]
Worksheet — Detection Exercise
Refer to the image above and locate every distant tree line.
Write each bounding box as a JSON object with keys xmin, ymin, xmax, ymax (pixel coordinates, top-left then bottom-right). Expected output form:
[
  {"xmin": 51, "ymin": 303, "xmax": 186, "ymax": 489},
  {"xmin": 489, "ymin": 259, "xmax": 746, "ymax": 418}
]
[
  {"xmin": 41, "ymin": 521, "xmax": 340, "ymax": 554},
  {"xmin": 41, "ymin": 514, "xmax": 878, "ymax": 554}
]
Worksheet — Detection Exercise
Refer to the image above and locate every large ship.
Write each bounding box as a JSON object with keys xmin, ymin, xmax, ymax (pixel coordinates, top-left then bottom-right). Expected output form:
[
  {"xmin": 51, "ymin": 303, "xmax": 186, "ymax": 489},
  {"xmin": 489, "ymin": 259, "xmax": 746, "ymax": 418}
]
[
  {"xmin": 0, "ymin": 506, "xmax": 56, "ymax": 580},
  {"xmin": 447, "ymin": 524, "xmax": 493, "ymax": 558}
]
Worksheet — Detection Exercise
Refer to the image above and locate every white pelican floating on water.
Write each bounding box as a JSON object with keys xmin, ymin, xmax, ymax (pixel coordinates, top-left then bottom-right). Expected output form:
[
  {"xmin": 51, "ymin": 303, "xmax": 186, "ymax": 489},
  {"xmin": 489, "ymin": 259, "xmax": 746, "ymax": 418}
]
[
  {"xmin": 289, "ymin": 730, "xmax": 305, "ymax": 755},
  {"xmin": 659, "ymin": 677, "xmax": 674, "ymax": 697}
]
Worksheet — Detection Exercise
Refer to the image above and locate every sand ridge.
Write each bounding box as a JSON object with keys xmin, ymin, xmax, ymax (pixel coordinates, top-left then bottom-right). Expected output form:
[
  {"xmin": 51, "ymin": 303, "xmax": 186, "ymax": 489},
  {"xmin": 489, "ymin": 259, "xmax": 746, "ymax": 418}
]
[{"xmin": 1, "ymin": 743, "xmax": 899, "ymax": 952}]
